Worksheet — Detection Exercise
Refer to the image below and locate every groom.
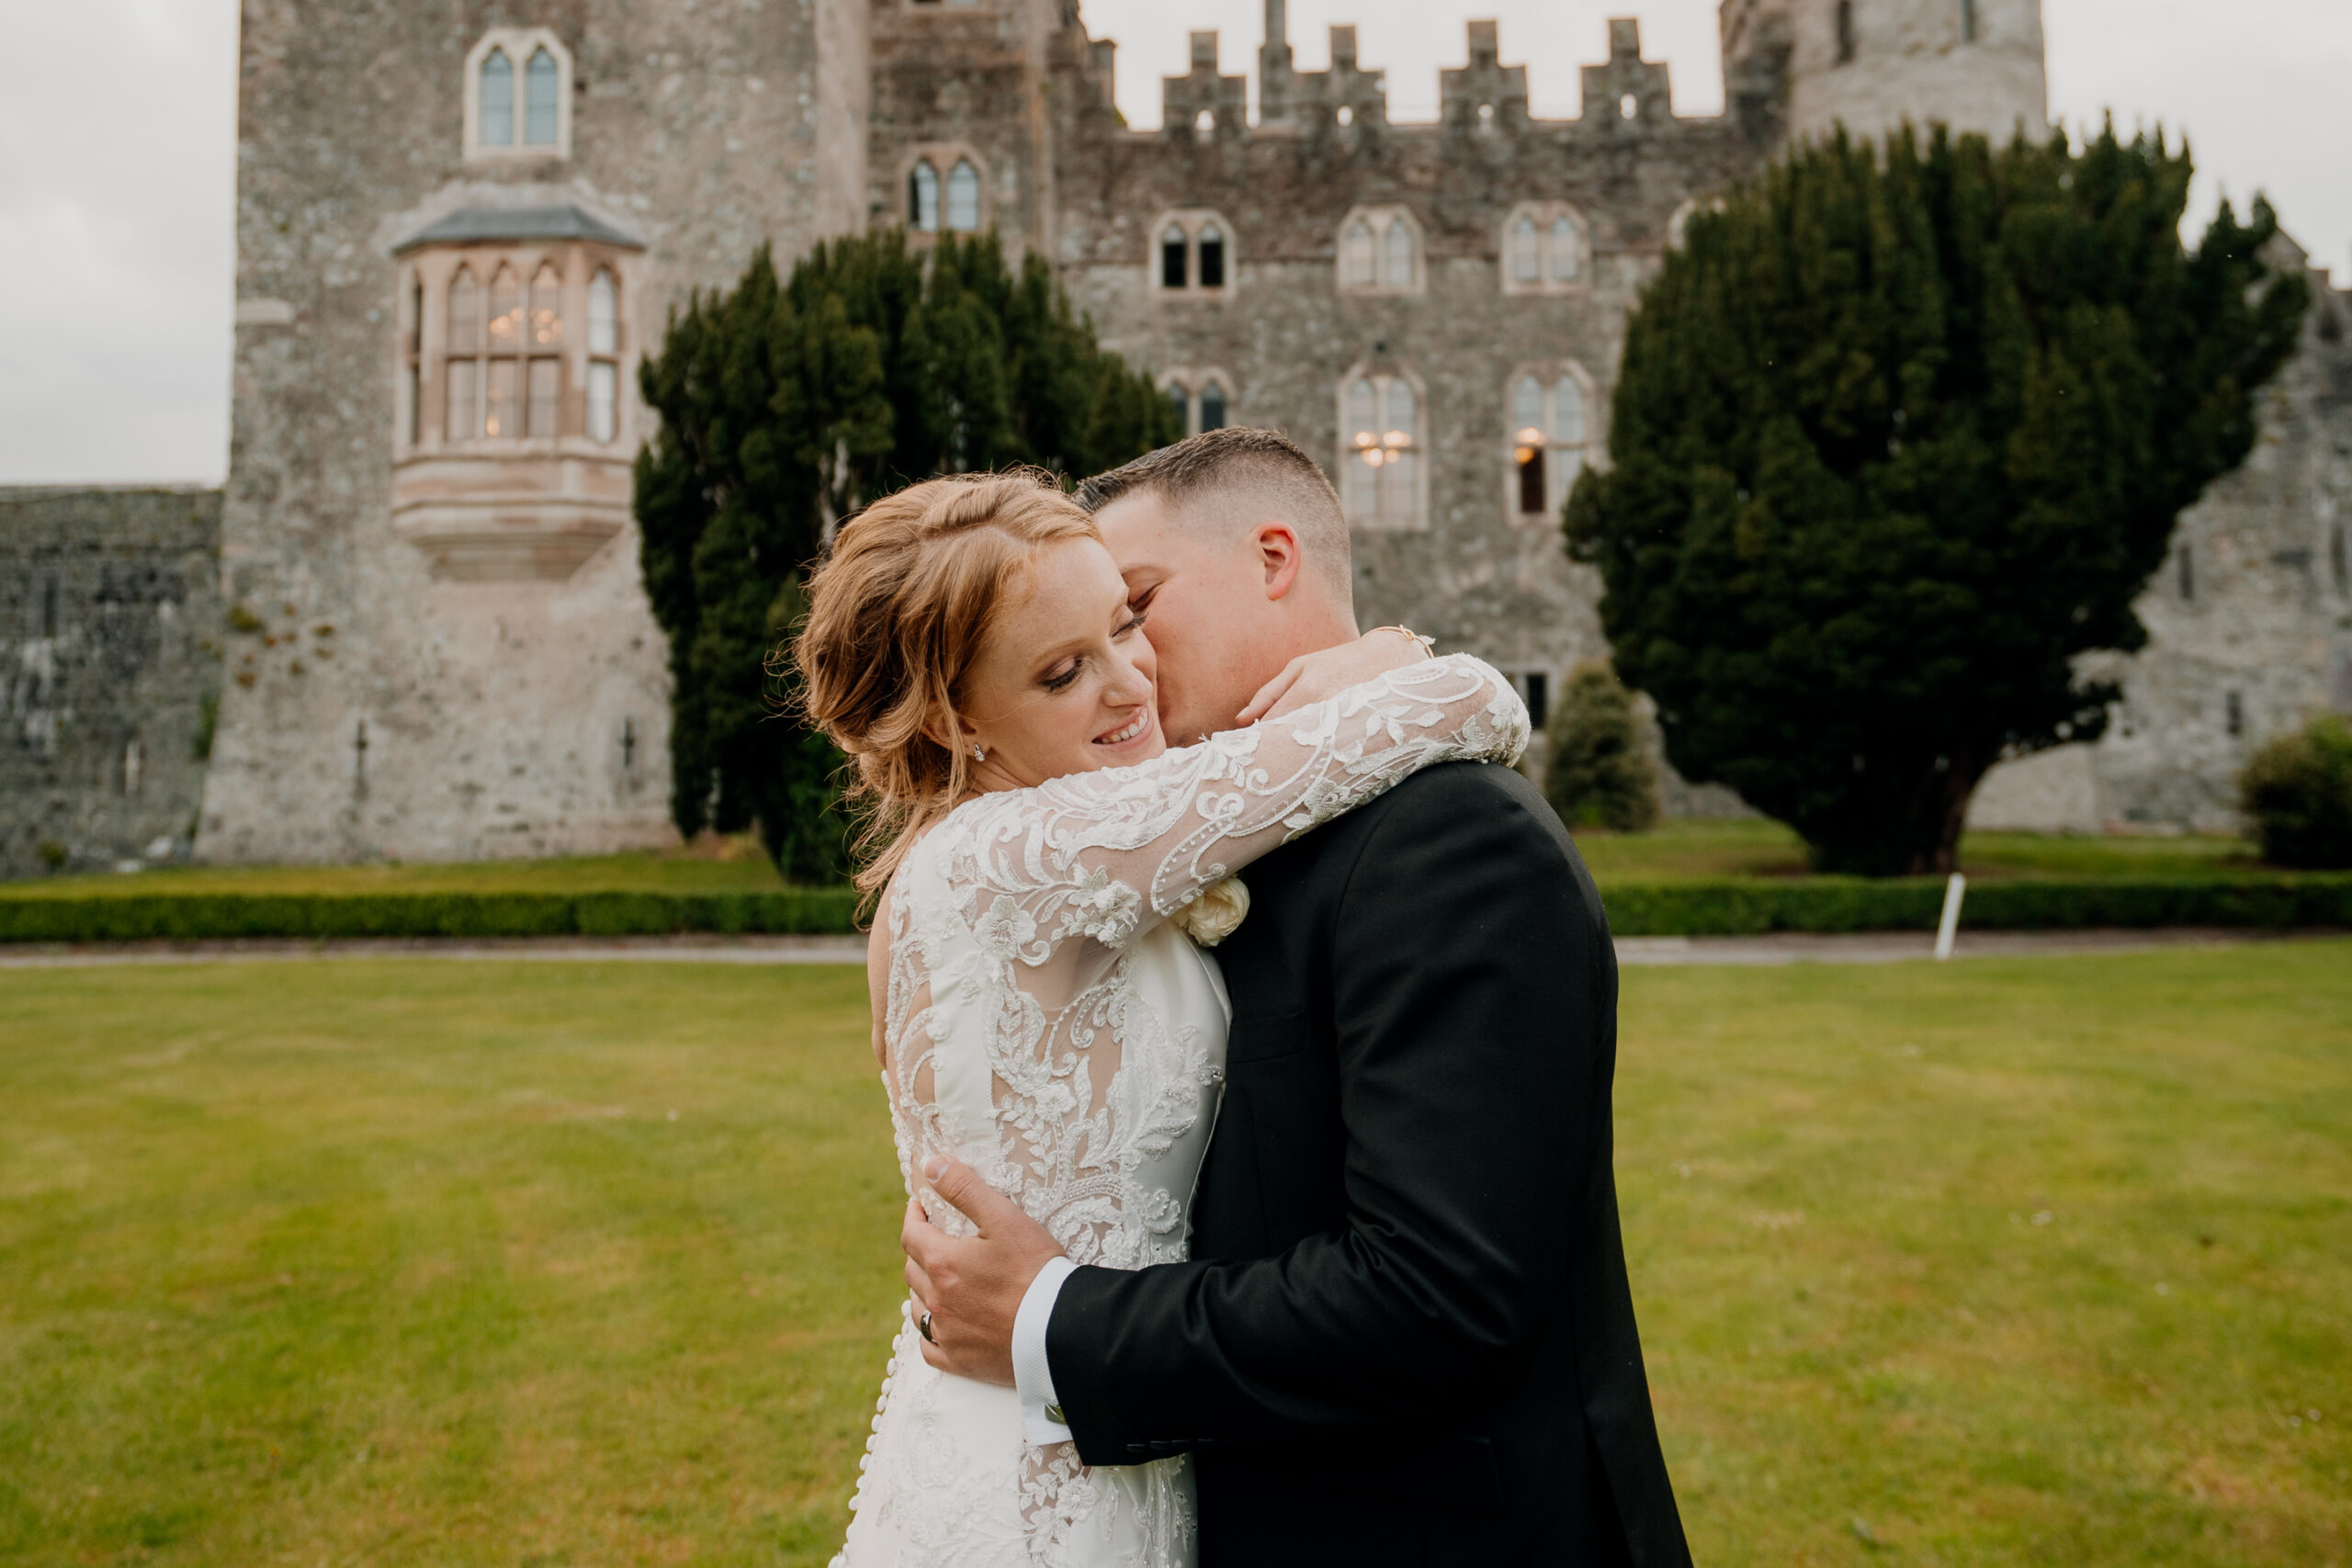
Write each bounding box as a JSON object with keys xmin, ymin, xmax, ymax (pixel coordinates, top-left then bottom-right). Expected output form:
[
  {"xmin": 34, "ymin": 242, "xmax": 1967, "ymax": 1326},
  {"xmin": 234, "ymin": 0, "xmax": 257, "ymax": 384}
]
[{"xmin": 903, "ymin": 427, "xmax": 1692, "ymax": 1565}]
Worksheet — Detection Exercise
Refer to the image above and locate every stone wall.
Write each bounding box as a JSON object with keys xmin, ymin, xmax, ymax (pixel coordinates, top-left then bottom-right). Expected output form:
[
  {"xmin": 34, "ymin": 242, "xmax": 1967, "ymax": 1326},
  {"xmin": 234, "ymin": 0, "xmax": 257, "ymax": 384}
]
[
  {"xmin": 1724, "ymin": 0, "xmax": 2047, "ymax": 147},
  {"xmin": 1, "ymin": 488, "xmax": 223, "ymax": 880}
]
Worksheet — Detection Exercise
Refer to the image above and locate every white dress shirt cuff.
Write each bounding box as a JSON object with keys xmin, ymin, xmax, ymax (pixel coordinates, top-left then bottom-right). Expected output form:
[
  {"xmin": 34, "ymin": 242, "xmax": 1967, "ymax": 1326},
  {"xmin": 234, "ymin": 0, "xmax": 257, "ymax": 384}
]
[{"xmin": 1013, "ymin": 1255, "xmax": 1079, "ymax": 1447}]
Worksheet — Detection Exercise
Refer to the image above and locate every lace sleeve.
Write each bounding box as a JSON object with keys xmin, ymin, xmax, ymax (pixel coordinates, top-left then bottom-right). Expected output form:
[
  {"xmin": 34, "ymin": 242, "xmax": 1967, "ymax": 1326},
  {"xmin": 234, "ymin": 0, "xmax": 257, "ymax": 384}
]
[{"xmin": 930, "ymin": 652, "xmax": 1526, "ymax": 987}]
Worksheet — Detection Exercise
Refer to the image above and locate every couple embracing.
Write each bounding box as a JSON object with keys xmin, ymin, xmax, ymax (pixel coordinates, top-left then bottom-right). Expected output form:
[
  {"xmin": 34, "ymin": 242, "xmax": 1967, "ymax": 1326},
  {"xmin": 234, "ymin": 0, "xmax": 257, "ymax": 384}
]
[{"xmin": 796, "ymin": 428, "xmax": 1691, "ymax": 1568}]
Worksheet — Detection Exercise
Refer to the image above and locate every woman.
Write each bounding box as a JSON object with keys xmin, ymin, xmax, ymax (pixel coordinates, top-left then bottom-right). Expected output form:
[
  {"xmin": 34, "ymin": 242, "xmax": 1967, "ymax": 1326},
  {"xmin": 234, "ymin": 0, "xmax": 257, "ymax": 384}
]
[{"xmin": 796, "ymin": 471, "xmax": 1526, "ymax": 1568}]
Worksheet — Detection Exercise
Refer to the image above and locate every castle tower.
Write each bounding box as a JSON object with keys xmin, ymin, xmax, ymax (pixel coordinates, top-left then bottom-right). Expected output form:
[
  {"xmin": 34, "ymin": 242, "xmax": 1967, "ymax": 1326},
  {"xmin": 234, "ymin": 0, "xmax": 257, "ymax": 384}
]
[{"xmin": 1723, "ymin": 0, "xmax": 2047, "ymax": 147}]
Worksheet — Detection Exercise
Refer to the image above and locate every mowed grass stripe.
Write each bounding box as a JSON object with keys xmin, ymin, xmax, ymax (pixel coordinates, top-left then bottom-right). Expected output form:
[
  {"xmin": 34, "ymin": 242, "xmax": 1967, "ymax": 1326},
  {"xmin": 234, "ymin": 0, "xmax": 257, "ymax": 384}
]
[{"xmin": 2, "ymin": 947, "xmax": 2347, "ymax": 1564}]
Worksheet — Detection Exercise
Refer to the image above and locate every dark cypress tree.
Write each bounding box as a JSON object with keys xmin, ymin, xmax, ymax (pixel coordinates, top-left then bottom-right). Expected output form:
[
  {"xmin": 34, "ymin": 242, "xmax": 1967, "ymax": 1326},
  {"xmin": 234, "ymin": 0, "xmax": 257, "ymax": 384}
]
[
  {"xmin": 635, "ymin": 231, "xmax": 1180, "ymax": 878},
  {"xmin": 1566, "ymin": 123, "xmax": 2309, "ymax": 874}
]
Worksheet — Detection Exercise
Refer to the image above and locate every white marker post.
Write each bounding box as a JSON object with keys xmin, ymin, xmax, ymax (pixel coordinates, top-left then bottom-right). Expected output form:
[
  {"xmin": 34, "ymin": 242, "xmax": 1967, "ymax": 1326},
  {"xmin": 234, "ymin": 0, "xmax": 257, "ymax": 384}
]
[{"xmin": 1934, "ymin": 872, "xmax": 1967, "ymax": 962}]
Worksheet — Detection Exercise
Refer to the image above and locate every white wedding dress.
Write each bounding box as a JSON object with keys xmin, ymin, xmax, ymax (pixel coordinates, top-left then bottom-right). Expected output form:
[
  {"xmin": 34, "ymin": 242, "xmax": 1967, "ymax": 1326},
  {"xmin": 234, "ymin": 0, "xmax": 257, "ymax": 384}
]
[{"xmin": 832, "ymin": 655, "xmax": 1527, "ymax": 1568}]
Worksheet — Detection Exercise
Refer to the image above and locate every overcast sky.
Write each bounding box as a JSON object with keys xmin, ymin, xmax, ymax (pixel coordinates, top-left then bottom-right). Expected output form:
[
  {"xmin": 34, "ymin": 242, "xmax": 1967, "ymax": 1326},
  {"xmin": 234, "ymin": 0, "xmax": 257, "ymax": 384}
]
[{"xmin": 1, "ymin": 0, "xmax": 2345, "ymax": 486}]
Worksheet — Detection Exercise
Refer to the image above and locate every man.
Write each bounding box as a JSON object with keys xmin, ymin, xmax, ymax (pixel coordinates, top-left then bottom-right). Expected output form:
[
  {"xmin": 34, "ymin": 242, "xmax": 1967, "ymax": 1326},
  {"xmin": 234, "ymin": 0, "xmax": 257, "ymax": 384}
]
[{"xmin": 904, "ymin": 427, "xmax": 1691, "ymax": 1565}]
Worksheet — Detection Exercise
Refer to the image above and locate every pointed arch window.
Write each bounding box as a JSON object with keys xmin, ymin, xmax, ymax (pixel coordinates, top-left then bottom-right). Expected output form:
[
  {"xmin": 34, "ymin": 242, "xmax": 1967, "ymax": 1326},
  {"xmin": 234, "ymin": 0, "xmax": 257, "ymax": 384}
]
[
  {"xmin": 909, "ymin": 161, "xmax": 941, "ymax": 231},
  {"xmin": 467, "ymin": 31, "xmax": 572, "ymax": 160},
  {"xmin": 1339, "ymin": 208, "xmax": 1421, "ymax": 297},
  {"xmin": 1500, "ymin": 204, "xmax": 1588, "ymax": 294},
  {"xmin": 1150, "ymin": 211, "xmax": 1237, "ymax": 298},
  {"xmin": 1341, "ymin": 370, "xmax": 1424, "ymax": 528},
  {"xmin": 1506, "ymin": 366, "xmax": 1589, "ymax": 521},
  {"xmin": 526, "ymin": 263, "xmax": 564, "ymax": 436},
  {"xmin": 1160, "ymin": 368, "xmax": 1237, "ymax": 434},
  {"xmin": 525, "ymin": 48, "xmax": 560, "ymax": 144},
  {"xmin": 480, "ymin": 51, "xmax": 514, "ymax": 147},
  {"xmin": 945, "ymin": 160, "xmax": 982, "ymax": 231}
]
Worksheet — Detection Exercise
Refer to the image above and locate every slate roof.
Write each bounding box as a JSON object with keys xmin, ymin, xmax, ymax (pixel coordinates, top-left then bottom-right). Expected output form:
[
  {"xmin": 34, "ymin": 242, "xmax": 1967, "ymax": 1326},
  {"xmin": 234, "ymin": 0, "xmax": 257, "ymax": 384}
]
[{"xmin": 392, "ymin": 204, "xmax": 646, "ymax": 255}]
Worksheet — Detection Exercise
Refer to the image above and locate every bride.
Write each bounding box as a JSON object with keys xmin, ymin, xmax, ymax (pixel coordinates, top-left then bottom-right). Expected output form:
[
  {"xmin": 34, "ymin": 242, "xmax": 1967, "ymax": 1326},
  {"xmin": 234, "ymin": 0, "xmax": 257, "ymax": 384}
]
[{"xmin": 793, "ymin": 470, "xmax": 1527, "ymax": 1568}]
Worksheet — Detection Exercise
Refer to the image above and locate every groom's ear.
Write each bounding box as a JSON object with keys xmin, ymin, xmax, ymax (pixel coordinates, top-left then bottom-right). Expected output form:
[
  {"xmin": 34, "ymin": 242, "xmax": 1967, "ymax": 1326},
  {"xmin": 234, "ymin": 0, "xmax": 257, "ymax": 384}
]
[{"xmin": 1250, "ymin": 521, "xmax": 1305, "ymax": 602}]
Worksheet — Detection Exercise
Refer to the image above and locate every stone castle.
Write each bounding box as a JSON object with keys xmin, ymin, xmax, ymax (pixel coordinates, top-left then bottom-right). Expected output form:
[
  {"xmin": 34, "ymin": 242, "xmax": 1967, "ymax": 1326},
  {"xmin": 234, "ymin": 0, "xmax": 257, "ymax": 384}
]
[{"xmin": 5, "ymin": 0, "xmax": 2347, "ymax": 877}]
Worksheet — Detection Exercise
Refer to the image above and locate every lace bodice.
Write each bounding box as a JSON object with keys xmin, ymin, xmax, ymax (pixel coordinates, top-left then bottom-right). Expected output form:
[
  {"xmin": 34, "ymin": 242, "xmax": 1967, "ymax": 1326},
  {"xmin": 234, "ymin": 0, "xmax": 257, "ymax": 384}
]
[{"xmin": 836, "ymin": 655, "xmax": 1527, "ymax": 1568}]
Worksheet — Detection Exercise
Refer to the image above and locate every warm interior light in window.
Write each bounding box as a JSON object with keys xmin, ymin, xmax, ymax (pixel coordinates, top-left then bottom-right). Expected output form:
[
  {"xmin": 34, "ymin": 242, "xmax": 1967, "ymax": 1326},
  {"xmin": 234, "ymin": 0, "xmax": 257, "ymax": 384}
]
[
  {"xmin": 488, "ymin": 266, "xmax": 522, "ymax": 353},
  {"xmin": 529, "ymin": 263, "xmax": 562, "ymax": 345}
]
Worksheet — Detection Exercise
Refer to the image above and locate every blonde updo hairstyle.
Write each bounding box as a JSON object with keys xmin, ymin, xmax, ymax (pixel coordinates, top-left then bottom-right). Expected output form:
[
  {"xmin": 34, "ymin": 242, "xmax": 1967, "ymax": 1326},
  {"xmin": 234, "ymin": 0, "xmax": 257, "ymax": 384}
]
[{"xmin": 795, "ymin": 469, "xmax": 1101, "ymax": 897}]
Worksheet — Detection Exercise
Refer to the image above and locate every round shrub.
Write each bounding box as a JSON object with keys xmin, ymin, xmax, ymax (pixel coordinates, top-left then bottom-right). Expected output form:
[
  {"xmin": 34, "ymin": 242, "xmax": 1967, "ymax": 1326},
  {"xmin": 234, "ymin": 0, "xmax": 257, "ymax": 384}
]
[
  {"xmin": 2239, "ymin": 714, "xmax": 2352, "ymax": 869},
  {"xmin": 1544, "ymin": 662, "xmax": 1660, "ymax": 834}
]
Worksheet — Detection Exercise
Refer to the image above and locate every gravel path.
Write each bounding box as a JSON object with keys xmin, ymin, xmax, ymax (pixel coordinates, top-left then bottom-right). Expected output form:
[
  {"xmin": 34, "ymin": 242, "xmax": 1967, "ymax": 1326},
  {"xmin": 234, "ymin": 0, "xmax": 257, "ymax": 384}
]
[{"xmin": 1, "ymin": 928, "xmax": 2337, "ymax": 971}]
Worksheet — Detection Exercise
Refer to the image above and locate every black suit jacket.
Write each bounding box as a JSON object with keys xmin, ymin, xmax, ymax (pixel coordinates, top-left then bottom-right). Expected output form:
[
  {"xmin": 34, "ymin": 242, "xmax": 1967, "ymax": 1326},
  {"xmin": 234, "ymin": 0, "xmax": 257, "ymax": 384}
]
[{"xmin": 1046, "ymin": 762, "xmax": 1691, "ymax": 1567}]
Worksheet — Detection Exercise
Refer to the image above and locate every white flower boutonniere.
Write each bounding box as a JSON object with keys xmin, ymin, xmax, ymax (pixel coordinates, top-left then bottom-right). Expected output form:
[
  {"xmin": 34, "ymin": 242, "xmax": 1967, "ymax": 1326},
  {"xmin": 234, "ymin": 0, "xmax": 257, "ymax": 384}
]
[{"xmin": 1170, "ymin": 874, "xmax": 1250, "ymax": 948}]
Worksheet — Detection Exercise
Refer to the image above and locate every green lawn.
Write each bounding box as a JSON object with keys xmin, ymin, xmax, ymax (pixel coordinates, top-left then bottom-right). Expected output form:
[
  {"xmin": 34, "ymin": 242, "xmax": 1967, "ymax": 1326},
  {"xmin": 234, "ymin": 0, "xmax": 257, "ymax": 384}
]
[
  {"xmin": 6, "ymin": 820, "xmax": 2267, "ymax": 901},
  {"xmin": 3, "ymin": 947, "xmax": 2346, "ymax": 1565}
]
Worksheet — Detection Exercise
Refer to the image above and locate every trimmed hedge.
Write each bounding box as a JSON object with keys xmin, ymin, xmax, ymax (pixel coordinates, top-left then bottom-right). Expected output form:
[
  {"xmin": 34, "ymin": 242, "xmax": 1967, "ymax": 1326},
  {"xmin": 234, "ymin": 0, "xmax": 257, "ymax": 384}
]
[
  {"xmin": 0, "ymin": 887, "xmax": 863, "ymax": 945},
  {"xmin": 2, "ymin": 877, "xmax": 2346, "ymax": 945},
  {"xmin": 1598, "ymin": 876, "xmax": 2352, "ymax": 937}
]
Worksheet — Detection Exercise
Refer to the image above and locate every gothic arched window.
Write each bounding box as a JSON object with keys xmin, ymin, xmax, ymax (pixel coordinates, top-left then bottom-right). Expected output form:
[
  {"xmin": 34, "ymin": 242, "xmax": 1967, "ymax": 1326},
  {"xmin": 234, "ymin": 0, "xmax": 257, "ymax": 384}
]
[
  {"xmin": 525, "ymin": 48, "xmax": 560, "ymax": 145},
  {"xmin": 1340, "ymin": 370, "xmax": 1424, "ymax": 528},
  {"xmin": 945, "ymin": 160, "xmax": 982, "ymax": 231},
  {"xmin": 1504, "ymin": 366, "xmax": 1590, "ymax": 521},
  {"xmin": 1162, "ymin": 226, "xmax": 1189, "ymax": 288},
  {"xmin": 468, "ymin": 31, "xmax": 572, "ymax": 160},
  {"xmin": 480, "ymin": 51, "xmax": 514, "ymax": 146},
  {"xmin": 909, "ymin": 162, "xmax": 940, "ymax": 231},
  {"xmin": 1499, "ymin": 204, "xmax": 1588, "ymax": 295}
]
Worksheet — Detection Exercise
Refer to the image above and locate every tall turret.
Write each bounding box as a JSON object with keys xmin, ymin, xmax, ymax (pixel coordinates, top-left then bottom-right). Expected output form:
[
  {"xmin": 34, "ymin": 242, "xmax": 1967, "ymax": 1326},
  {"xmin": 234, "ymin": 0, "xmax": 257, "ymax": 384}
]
[{"xmin": 1723, "ymin": 0, "xmax": 2048, "ymax": 147}]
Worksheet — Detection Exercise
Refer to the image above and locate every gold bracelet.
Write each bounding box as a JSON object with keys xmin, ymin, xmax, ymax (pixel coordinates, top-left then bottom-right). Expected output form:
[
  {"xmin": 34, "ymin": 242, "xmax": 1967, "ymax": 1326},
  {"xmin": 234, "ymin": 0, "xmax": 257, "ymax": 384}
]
[{"xmin": 1370, "ymin": 625, "xmax": 1436, "ymax": 659}]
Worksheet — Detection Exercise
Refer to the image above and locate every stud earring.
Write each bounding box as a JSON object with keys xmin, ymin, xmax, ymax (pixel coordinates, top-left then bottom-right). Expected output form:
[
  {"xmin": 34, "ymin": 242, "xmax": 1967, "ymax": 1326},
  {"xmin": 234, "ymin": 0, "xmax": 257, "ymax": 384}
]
[{"xmin": 971, "ymin": 742, "xmax": 986, "ymax": 762}]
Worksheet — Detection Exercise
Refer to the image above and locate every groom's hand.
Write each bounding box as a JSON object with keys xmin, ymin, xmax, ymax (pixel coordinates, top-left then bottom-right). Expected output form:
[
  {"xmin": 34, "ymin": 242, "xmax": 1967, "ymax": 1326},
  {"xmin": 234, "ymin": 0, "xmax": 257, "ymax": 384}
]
[{"xmin": 901, "ymin": 1155, "xmax": 1066, "ymax": 1386}]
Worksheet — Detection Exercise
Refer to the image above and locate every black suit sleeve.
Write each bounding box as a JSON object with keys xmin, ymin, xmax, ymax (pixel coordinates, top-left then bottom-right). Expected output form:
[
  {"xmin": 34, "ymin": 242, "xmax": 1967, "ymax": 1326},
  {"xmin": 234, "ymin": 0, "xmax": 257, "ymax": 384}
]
[{"xmin": 1045, "ymin": 765, "xmax": 1616, "ymax": 1460}]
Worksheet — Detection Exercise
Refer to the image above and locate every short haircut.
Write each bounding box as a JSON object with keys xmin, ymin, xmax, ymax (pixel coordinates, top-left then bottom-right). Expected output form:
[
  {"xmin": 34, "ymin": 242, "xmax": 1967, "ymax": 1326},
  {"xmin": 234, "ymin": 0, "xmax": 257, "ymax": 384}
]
[{"xmin": 1078, "ymin": 426, "xmax": 1352, "ymax": 603}]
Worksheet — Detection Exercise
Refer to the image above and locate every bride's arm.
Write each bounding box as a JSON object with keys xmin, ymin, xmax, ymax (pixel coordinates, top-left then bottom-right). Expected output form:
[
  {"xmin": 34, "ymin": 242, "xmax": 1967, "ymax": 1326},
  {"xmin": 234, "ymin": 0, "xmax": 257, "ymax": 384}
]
[{"xmin": 931, "ymin": 651, "xmax": 1527, "ymax": 971}]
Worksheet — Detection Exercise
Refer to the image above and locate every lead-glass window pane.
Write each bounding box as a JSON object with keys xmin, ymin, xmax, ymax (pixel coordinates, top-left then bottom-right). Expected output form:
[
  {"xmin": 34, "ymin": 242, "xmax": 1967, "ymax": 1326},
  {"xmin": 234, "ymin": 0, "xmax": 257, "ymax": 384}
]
[
  {"xmin": 488, "ymin": 267, "xmax": 523, "ymax": 355},
  {"xmin": 447, "ymin": 267, "xmax": 481, "ymax": 352},
  {"xmin": 529, "ymin": 263, "xmax": 563, "ymax": 348},
  {"xmin": 1383, "ymin": 220, "xmax": 1414, "ymax": 289},
  {"xmin": 1513, "ymin": 376, "xmax": 1544, "ymax": 438},
  {"xmin": 1553, "ymin": 378, "xmax": 1586, "ymax": 445},
  {"xmin": 1383, "ymin": 379, "xmax": 1416, "ymax": 446},
  {"xmin": 485, "ymin": 358, "xmax": 519, "ymax": 438},
  {"xmin": 588, "ymin": 361, "xmax": 617, "ymax": 444},
  {"xmin": 447, "ymin": 359, "xmax": 480, "ymax": 441},
  {"xmin": 1198, "ymin": 224, "xmax": 1225, "ymax": 288},
  {"xmin": 1342, "ymin": 221, "xmax": 1375, "ymax": 288},
  {"xmin": 1550, "ymin": 217, "xmax": 1579, "ymax": 281},
  {"xmin": 527, "ymin": 357, "xmax": 560, "ymax": 437},
  {"xmin": 525, "ymin": 48, "xmax": 560, "ymax": 144},
  {"xmin": 1165, "ymin": 384, "xmax": 1190, "ymax": 433},
  {"xmin": 588, "ymin": 269, "xmax": 617, "ymax": 355},
  {"xmin": 1511, "ymin": 218, "xmax": 1540, "ymax": 283},
  {"xmin": 480, "ymin": 50, "xmax": 514, "ymax": 145},
  {"xmin": 910, "ymin": 162, "xmax": 940, "ymax": 232},
  {"xmin": 945, "ymin": 160, "xmax": 981, "ymax": 231},
  {"xmin": 1199, "ymin": 381, "xmax": 1227, "ymax": 432}
]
